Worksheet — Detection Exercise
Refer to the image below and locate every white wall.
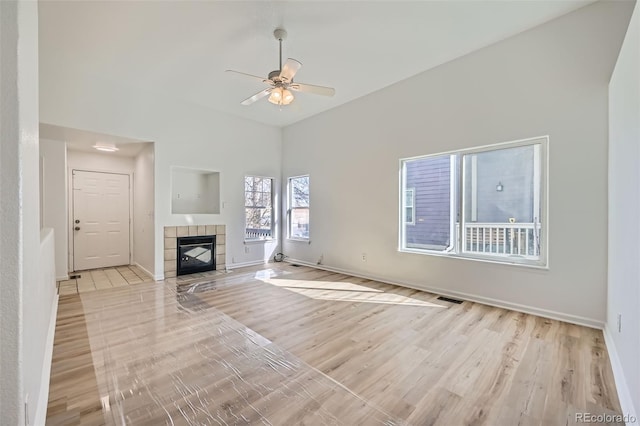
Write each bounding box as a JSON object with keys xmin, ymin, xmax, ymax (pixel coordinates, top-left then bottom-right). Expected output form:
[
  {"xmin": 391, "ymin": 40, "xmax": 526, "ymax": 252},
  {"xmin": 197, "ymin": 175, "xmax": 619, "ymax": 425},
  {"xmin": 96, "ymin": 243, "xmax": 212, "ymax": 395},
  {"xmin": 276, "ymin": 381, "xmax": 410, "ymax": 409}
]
[
  {"xmin": 33, "ymin": 229, "xmax": 57, "ymax": 425},
  {"xmin": 40, "ymin": 139, "xmax": 68, "ymax": 279},
  {"xmin": 133, "ymin": 143, "xmax": 155, "ymax": 277},
  {"xmin": 0, "ymin": 1, "xmax": 54, "ymax": 424},
  {"xmin": 282, "ymin": 1, "xmax": 633, "ymax": 326},
  {"xmin": 47, "ymin": 147, "xmax": 154, "ymax": 275},
  {"xmin": 0, "ymin": 3, "xmax": 24, "ymax": 423},
  {"xmin": 40, "ymin": 75, "xmax": 282, "ymax": 277},
  {"xmin": 67, "ymin": 149, "xmax": 135, "ymax": 174},
  {"xmin": 608, "ymin": 1, "xmax": 640, "ymax": 420}
]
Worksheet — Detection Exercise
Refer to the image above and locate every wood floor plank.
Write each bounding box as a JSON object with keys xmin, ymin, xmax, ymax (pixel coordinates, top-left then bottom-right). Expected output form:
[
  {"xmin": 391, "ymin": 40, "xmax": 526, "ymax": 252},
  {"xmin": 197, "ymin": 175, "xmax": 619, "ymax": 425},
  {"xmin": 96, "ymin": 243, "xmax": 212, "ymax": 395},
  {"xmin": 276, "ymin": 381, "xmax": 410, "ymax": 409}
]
[
  {"xmin": 47, "ymin": 263, "xmax": 623, "ymax": 425},
  {"xmin": 76, "ymin": 281, "xmax": 96, "ymax": 293}
]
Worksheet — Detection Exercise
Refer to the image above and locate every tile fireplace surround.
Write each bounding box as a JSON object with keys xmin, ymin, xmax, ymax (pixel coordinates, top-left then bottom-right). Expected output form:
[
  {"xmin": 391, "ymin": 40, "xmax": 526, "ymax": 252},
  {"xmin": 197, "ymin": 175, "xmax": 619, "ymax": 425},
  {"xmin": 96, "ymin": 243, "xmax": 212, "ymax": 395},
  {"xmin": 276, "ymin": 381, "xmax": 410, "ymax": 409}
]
[{"xmin": 163, "ymin": 225, "xmax": 226, "ymax": 278}]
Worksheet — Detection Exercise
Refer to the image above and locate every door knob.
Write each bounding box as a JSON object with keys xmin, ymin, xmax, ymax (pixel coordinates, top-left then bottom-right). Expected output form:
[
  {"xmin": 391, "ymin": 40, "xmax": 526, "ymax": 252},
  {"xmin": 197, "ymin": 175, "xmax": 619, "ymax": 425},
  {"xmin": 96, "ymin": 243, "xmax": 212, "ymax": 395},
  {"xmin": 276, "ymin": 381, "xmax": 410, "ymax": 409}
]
[
  {"xmin": 74, "ymin": 226, "xmax": 81, "ymax": 231},
  {"xmin": 75, "ymin": 219, "xmax": 80, "ymax": 224}
]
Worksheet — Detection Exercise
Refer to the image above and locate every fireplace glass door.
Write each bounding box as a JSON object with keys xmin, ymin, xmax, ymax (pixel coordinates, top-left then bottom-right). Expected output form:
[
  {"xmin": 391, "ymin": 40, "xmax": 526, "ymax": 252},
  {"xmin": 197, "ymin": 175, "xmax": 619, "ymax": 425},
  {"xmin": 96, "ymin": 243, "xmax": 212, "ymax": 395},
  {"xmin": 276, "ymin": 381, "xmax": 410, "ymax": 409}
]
[{"xmin": 177, "ymin": 236, "xmax": 216, "ymax": 275}]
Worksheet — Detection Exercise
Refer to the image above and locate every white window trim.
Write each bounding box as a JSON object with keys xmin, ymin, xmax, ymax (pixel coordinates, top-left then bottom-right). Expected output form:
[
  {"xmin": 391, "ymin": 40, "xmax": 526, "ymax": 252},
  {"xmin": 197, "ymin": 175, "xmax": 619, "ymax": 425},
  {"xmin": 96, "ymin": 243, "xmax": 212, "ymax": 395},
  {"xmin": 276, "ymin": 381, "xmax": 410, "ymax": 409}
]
[
  {"xmin": 244, "ymin": 175, "xmax": 275, "ymax": 242},
  {"xmin": 287, "ymin": 175, "xmax": 310, "ymax": 241},
  {"xmin": 404, "ymin": 188, "xmax": 415, "ymax": 226},
  {"xmin": 398, "ymin": 135, "xmax": 549, "ymax": 268}
]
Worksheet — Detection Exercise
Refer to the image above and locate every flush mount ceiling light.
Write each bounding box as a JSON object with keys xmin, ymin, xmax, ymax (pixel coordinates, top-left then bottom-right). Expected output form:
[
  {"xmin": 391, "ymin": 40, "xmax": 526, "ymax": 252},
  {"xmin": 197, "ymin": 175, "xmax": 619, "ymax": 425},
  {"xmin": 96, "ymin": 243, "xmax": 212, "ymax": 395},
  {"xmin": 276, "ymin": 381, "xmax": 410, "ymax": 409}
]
[
  {"xmin": 226, "ymin": 28, "xmax": 335, "ymax": 107},
  {"xmin": 93, "ymin": 142, "xmax": 119, "ymax": 152}
]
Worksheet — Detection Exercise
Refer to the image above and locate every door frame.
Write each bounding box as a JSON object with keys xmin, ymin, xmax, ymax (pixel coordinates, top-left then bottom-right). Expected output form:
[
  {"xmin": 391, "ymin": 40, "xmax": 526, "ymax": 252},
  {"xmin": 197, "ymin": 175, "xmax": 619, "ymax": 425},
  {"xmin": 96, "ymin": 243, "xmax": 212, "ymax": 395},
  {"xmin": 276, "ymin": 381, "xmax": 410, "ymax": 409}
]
[{"xmin": 68, "ymin": 168, "xmax": 134, "ymax": 272}]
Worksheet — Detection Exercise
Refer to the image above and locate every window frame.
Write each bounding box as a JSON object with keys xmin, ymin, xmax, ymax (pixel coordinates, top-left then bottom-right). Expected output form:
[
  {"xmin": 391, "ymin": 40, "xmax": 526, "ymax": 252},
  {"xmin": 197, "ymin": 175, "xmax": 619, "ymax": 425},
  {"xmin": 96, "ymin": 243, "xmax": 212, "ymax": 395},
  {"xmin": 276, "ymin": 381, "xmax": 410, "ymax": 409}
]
[
  {"xmin": 404, "ymin": 188, "xmax": 415, "ymax": 225},
  {"xmin": 399, "ymin": 136, "xmax": 548, "ymax": 268},
  {"xmin": 287, "ymin": 175, "xmax": 310, "ymax": 241},
  {"xmin": 244, "ymin": 175, "xmax": 275, "ymax": 242}
]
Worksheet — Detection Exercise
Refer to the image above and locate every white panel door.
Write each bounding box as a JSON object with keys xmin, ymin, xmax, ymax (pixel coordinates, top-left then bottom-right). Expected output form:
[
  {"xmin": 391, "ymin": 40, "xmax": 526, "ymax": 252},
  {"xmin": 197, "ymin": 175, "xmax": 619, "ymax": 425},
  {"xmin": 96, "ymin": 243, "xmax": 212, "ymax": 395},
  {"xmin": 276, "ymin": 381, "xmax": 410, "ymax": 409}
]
[{"xmin": 73, "ymin": 170, "xmax": 130, "ymax": 271}]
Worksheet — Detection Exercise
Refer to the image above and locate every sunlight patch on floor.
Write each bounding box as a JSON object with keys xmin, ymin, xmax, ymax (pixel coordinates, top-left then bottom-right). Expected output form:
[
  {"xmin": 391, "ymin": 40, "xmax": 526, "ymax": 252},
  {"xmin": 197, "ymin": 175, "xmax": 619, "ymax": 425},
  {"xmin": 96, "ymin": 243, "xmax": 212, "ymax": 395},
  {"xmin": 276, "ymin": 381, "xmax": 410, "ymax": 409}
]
[{"xmin": 256, "ymin": 273, "xmax": 445, "ymax": 308}]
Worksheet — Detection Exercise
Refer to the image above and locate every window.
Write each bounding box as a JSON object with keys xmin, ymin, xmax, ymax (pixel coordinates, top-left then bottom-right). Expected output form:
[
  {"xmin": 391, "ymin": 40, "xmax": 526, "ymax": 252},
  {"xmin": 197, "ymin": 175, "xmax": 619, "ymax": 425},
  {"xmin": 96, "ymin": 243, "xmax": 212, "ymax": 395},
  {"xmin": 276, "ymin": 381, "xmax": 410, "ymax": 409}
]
[
  {"xmin": 404, "ymin": 189, "xmax": 415, "ymax": 225},
  {"xmin": 245, "ymin": 176, "xmax": 274, "ymax": 240},
  {"xmin": 288, "ymin": 175, "xmax": 309, "ymax": 239},
  {"xmin": 400, "ymin": 137, "xmax": 547, "ymax": 266}
]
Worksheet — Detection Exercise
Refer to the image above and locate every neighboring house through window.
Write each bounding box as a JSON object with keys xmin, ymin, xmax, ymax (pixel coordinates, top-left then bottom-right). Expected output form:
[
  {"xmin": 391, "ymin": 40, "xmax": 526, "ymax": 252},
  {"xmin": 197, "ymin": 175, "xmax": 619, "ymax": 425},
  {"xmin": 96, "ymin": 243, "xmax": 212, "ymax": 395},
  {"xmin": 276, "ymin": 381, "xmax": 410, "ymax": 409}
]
[
  {"xmin": 245, "ymin": 176, "xmax": 274, "ymax": 240},
  {"xmin": 400, "ymin": 136, "xmax": 547, "ymax": 267},
  {"xmin": 288, "ymin": 175, "xmax": 309, "ymax": 239}
]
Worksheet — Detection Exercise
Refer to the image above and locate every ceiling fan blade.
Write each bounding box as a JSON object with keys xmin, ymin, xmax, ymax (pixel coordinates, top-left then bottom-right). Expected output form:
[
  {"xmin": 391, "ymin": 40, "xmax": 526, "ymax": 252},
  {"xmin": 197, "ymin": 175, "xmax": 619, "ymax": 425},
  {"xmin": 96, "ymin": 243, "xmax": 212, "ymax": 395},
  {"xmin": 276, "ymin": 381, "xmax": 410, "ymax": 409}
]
[
  {"xmin": 290, "ymin": 82, "xmax": 335, "ymax": 97},
  {"xmin": 279, "ymin": 58, "xmax": 302, "ymax": 82},
  {"xmin": 226, "ymin": 70, "xmax": 269, "ymax": 84},
  {"xmin": 240, "ymin": 88, "xmax": 272, "ymax": 106}
]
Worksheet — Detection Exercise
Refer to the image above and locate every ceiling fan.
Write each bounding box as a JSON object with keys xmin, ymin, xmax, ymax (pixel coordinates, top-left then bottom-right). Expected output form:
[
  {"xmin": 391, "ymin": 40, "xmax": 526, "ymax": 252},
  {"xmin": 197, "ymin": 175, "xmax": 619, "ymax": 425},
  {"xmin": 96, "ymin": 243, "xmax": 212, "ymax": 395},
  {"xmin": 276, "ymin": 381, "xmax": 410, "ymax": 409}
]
[{"xmin": 226, "ymin": 28, "xmax": 335, "ymax": 107}]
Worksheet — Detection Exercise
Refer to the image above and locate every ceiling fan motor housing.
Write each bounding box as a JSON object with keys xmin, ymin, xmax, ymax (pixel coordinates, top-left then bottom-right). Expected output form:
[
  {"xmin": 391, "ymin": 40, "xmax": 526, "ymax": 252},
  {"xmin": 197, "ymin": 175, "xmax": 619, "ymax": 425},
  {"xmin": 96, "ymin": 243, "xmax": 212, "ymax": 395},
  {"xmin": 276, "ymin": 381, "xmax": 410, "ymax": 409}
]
[{"xmin": 273, "ymin": 28, "xmax": 287, "ymax": 41}]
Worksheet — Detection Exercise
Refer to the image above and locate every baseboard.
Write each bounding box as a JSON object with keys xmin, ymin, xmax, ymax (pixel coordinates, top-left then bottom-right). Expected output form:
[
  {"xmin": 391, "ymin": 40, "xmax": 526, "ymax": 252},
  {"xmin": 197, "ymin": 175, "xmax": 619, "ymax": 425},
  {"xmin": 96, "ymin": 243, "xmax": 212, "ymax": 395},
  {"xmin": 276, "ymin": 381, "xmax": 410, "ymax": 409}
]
[
  {"xmin": 34, "ymin": 293, "xmax": 59, "ymax": 426},
  {"xmin": 134, "ymin": 262, "xmax": 155, "ymax": 281},
  {"xmin": 603, "ymin": 325, "xmax": 638, "ymax": 424},
  {"xmin": 284, "ymin": 258, "xmax": 604, "ymax": 329},
  {"xmin": 56, "ymin": 274, "xmax": 69, "ymax": 281},
  {"xmin": 227, "ymin": 259, "xmax": 267, "ymax": 270}
]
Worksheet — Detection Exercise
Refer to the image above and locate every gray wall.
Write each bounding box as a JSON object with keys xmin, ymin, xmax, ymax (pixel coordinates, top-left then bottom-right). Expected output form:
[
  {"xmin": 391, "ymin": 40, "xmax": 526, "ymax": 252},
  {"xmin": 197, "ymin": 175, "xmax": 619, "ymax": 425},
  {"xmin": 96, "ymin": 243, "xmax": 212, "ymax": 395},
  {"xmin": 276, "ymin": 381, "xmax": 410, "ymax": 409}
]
[{"xmin": 465, "ymin": 145, "xmax": 534, "ymax": 223}]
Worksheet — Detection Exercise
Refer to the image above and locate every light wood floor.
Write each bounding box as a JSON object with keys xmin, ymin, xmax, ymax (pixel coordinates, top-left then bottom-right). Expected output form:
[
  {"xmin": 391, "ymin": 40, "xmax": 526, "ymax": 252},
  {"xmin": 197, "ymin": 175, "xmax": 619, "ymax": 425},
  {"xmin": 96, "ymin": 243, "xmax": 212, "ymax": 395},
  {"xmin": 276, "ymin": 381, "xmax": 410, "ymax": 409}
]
[{"xmin": 46, "ymin": 263, "xmax": 622, "ymax": 425}]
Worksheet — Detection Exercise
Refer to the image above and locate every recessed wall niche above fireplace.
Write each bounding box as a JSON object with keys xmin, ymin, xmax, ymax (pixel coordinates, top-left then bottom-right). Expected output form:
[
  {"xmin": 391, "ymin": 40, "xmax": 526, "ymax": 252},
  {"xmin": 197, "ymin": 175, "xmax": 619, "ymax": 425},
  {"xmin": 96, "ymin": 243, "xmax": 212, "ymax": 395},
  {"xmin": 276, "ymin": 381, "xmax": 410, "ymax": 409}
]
[
  {"xmin": 164, "ymin": 225, "xmax": 226, "ymax": 278},
  {"xmin": 170, "ymin": 168, "xmax": 220, "ymax": 214}
]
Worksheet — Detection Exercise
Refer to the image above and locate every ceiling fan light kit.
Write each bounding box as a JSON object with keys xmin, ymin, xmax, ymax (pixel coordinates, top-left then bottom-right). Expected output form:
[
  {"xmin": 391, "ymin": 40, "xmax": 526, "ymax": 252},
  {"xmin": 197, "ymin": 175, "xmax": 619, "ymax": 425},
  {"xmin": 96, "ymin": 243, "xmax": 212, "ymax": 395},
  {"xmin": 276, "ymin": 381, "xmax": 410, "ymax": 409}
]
[
  {"xmin": 268, "ymin": 87, "xmax": 294, "ymax": 106},
  {"xmin": 226, "ymin": 28, "xmax": 335, "ymax": 108}
]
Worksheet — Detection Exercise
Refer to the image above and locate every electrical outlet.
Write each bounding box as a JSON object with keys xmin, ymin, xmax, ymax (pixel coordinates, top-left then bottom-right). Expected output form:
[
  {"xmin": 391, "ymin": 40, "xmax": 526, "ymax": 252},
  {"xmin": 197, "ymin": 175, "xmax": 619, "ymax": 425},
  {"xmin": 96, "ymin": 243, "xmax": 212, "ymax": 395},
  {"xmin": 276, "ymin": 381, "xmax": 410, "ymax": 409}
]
[
  {"xmin": 617, "ymin": 313, "xmax": 622, "ymax": 332},
  {"xmin": 361, "ymin": 253, "xmax": 367, "ymax": 262},
  {"xmin": 244, "ymin": 246, "xmax": 250, "ymax": 253},
  {"xmin": 231, "ymin": 256, "xmax": 235, "ymax": 263},
  {"xmin": 317, "ymin": 254, "xmax": 323, "ymax": 265}
]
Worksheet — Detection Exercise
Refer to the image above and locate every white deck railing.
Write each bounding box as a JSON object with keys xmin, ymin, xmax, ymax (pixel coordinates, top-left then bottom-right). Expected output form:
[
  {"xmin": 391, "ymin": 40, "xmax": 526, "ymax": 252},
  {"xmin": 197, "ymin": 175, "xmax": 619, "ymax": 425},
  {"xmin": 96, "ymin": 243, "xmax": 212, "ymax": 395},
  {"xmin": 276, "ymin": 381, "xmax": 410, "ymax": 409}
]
[{"xmin": 459, "ymin": 222, "xmax": 541, "ymax": 258}]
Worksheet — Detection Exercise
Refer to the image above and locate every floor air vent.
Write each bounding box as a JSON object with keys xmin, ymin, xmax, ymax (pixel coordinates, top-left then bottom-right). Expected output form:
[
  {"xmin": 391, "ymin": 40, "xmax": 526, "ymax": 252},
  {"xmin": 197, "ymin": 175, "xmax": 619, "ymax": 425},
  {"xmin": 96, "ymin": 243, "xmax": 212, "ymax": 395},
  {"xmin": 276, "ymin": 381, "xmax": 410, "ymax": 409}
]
[{"xmin": 437, "ymin": 296, "xmax": 463, "ymax": 304}]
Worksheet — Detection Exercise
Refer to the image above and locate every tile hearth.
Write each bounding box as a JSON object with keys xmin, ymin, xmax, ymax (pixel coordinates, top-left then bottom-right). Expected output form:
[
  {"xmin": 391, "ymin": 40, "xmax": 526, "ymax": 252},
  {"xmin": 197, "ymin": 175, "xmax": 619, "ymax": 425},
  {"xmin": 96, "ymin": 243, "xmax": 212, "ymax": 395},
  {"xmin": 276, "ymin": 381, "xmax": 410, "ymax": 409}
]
[{"xmin": 163, "ymin": 225, "xmax": 226, "ymax": 278}]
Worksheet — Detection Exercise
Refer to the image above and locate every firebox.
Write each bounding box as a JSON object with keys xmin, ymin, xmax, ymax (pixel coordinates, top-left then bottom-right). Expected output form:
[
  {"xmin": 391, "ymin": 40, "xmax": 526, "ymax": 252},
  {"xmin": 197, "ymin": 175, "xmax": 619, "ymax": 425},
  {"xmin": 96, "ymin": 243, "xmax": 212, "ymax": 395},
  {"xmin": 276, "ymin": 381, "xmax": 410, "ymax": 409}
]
[{"xmin": 177, "ymin": 235, "xmax": 216, "ymax": 276}]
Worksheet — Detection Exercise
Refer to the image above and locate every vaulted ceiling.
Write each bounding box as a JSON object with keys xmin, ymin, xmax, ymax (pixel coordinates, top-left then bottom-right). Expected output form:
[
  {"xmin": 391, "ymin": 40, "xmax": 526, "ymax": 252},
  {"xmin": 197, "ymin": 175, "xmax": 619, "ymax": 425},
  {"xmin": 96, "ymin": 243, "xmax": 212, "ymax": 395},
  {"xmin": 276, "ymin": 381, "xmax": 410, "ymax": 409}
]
[{"xmin": 39, "ymin": 1, "xmax": 594, "ymax": 127}]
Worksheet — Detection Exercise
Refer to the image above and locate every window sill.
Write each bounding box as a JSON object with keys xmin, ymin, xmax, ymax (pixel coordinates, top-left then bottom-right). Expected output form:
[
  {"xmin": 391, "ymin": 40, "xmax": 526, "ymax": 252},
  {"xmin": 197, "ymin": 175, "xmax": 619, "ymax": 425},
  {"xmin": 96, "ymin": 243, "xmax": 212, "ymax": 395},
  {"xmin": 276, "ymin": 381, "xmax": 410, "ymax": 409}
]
[
  {"xmin": 244, "ymin": 238, "xmax": 276, "ymax": 244},
  {"xmin": 287, "ymin": 238, "xmax": 310, "ymax": 244},
  {"xmin": 399, "ymin": 248, "xmax": 548, "ymax": 270}
]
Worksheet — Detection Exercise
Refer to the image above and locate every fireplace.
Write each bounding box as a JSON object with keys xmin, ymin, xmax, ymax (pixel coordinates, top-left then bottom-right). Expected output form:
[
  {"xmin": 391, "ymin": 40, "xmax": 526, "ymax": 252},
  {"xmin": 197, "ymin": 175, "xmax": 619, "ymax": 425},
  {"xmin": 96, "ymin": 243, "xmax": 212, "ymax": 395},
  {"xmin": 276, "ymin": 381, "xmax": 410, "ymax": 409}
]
[{"xmin": 177, "ymin": 235, "xmax": 216, "ymax": 276}]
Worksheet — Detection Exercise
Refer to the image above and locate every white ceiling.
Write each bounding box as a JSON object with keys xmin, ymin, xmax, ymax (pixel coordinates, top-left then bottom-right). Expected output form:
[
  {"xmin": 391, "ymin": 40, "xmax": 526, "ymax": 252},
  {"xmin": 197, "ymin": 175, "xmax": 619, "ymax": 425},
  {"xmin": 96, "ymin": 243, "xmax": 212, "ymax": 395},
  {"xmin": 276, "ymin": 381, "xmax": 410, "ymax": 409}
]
[
  {"xmin": 39, "ymin": 1, "xmax": 594, "ymax": 128},
  {"xmin": 40, "ymin": 123, "xmax": 150, "ymax": 157}
]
